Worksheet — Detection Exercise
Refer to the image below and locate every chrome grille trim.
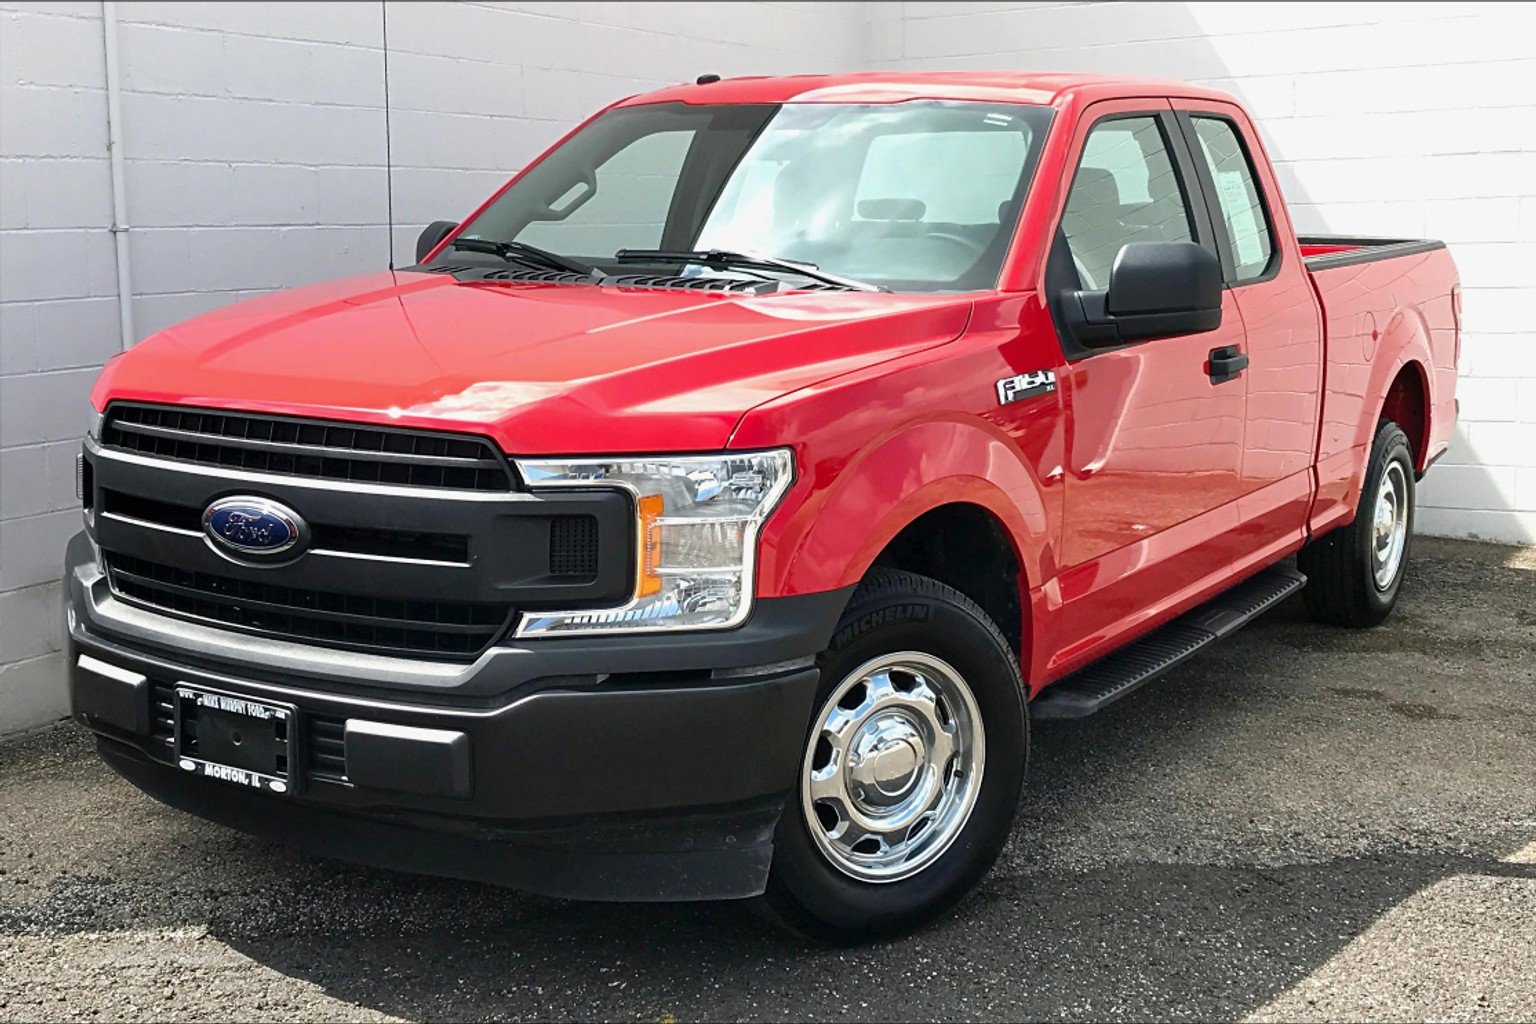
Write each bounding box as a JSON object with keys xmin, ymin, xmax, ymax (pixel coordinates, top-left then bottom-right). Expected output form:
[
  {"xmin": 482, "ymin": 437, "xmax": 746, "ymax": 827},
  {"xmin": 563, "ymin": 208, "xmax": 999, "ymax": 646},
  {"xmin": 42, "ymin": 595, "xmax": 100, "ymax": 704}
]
[
  {"xmin": 109, "ymin": 418, "xmax": 506, "ymax": 473},
  {"xmin": 105, "ymin": 551, "xmax": 514, "ymax": 659},
  {"xmin": 102, "ymin": 403, "xmax": 515, "ymax": 492},
  {"xmin": 87, "ymin": 439, "xmax": 517, "ymax": 501}
]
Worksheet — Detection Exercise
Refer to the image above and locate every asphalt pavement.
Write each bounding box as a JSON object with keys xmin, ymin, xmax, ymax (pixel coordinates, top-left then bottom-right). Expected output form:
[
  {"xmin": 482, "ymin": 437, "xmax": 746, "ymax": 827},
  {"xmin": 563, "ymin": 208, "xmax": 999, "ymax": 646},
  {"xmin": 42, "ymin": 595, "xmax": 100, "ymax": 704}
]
[{"xmin": 2, "ymin": 535, "xmax": 1533, "ymax": 1022}]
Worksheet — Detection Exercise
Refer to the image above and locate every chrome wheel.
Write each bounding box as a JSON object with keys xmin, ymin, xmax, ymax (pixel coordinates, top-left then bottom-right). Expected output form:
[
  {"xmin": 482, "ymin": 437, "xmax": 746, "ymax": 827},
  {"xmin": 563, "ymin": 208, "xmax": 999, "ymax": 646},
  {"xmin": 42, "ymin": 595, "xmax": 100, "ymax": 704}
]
[
  {"xmin": 800, "ymin": 651, "xmax": 985, "ymax": 883},
  {"xmin": 1371, "ymin": 461, "xmax": 1409, "ymax": 590}
]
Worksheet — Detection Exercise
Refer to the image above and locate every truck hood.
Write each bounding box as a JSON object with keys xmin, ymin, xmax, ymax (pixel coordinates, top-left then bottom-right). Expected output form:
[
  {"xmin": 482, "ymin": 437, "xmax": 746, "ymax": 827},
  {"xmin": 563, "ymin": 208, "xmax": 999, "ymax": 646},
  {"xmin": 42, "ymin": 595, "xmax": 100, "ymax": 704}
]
[{"xmin": 94, "ymin": 270, "xmax": 973, "ymax": 454}]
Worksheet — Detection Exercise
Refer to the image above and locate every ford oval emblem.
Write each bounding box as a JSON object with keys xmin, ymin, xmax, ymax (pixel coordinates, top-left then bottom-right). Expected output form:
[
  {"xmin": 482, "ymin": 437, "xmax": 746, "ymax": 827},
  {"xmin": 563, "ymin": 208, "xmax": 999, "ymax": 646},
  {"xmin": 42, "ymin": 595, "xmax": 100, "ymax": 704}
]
[{"xmin": 202, "ymin": 497, "xmax": 306, "ymax": 561}]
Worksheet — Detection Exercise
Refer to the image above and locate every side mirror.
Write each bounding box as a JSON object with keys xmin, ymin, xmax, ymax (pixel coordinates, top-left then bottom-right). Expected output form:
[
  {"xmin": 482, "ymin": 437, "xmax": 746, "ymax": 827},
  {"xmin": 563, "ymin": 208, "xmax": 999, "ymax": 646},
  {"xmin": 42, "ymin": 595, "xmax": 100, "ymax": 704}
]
[
  {"xmin": 415, "ymin": 220, "xmax": 458, "ymax": 264},
  {"xmin": 1066, "ymin": 241, "xmax": 1222, "ymax": 347}
]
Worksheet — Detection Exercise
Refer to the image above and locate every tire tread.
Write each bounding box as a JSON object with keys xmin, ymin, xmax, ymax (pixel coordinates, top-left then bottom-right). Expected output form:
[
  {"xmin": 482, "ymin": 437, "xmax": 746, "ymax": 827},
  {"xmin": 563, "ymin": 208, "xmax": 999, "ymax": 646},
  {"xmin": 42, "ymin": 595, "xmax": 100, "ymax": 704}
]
[
  {"xmin": 841, "ymin": 568, "xmax": 1020, "ymax": 674},
  {"xmin": 1299, "ymin": 420, "xmax": 1412, "ymax": 627},
  {"xmin": 757, "ymin": 567, "xmax": 1025, "ymax": 944}
]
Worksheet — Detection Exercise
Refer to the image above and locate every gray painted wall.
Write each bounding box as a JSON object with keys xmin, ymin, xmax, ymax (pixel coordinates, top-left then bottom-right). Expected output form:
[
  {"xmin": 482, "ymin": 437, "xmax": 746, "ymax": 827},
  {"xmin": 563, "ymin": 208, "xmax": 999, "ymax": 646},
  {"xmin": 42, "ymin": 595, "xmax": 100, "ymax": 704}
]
[
  {"xmin": 0, "ymin": 0, "xmax": 867, "ymax": 736},
  {"xmin": 4, "ymin": 1, "xmax": 1533, "ymax": 737},
  {"xmin": 867, "ymin": 1, "xmax": 1536, "ymax": 545}
]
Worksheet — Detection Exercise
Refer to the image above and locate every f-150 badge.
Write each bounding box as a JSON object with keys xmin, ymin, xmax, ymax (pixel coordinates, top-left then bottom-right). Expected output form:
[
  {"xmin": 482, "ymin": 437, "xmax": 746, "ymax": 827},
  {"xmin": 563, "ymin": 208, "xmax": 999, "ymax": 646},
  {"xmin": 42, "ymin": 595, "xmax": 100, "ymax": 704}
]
[{"xmin": 996, "ymin": 370, "xmax": 1057, "ymax": 405}]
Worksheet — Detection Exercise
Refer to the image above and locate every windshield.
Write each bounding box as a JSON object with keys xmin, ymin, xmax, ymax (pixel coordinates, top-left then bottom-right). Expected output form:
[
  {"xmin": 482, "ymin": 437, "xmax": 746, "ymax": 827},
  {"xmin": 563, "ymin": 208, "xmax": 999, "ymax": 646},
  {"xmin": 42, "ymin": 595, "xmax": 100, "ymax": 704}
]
[{"xmin": 441, "ymin": 101, "xmax": 1053, "ymax": 293}]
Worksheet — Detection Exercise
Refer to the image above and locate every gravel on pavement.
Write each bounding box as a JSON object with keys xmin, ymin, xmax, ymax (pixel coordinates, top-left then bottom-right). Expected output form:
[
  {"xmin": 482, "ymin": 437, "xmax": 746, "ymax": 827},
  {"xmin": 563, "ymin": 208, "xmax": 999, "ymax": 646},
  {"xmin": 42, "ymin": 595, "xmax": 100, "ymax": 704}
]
[{"xmin": 2, "ymin": 536, "xmax": 1533, "ymax": 1022}]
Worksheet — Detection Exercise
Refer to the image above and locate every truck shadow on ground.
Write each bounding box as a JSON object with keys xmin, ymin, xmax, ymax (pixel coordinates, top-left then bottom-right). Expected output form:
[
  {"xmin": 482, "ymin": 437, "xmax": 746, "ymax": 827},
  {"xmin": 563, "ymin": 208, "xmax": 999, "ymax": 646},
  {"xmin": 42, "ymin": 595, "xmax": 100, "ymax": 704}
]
[
  {"xmin": 6, "ymin": 540, "xmax": 1533, "ymax": 1021},
  {"xmin": 210, "ymin": 849, "xmax": 1535, "ymax": 1022}
]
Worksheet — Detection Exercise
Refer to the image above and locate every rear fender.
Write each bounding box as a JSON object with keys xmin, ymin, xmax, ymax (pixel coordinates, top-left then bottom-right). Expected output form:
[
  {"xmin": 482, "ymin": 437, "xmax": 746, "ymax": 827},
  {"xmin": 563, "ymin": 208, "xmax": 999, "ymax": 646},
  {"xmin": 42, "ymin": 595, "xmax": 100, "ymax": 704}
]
[
  {"xmin": 1365, "ymin": 306, "xmax": 1435, "ymax": 469},
  {"xmin": 1314, "ymin": 303, "xmax": 1436, "ymax": 536}
]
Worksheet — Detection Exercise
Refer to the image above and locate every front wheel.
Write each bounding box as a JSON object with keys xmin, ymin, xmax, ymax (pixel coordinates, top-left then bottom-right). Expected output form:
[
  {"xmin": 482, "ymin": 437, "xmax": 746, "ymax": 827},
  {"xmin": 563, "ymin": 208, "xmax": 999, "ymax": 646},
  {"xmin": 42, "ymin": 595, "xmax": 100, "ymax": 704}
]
[
  {"xmin": 1299, "ymin": 419, "xmax": 1415, "ymax": 627},
  {"xmin": 759, "ymin": 569, "xmax": 1027, "ymax": 943}
]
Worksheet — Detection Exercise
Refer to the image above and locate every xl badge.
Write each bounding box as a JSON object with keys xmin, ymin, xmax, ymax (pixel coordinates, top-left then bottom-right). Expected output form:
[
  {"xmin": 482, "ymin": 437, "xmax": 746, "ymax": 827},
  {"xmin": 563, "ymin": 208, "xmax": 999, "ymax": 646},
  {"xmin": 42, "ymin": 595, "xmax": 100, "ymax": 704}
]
[
  {"xmin": 202, "ymin": 496, "xmax": 306, "ymax": 561},
  {"xmin": 996, "ymin": 370, "xmax": 1057, "ymax": 406}
]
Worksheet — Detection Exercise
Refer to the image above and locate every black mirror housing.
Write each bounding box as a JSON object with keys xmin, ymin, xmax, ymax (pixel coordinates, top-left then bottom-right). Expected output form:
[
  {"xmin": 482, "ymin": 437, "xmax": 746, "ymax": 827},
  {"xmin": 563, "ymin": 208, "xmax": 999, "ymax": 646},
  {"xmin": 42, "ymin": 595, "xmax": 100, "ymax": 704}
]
[
  {"xmin": 416, "ymin": 220, "xmax": 458, "ymax": 264},
  {"xmin": 1066, "ymin": 241, "xmax": 1223, "ymax": 348},
  {"xmin": 1109, "ymin": 240, "xmax": 1222, "ymax": 318}
]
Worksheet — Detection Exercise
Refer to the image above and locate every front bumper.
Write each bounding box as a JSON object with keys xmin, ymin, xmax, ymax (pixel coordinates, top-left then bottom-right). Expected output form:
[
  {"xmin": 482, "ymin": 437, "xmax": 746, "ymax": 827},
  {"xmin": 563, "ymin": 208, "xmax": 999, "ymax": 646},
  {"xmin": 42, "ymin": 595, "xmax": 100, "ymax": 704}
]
[{"xmin": 64, "ymin": 531, "xmax": 850, "ymax": 901}]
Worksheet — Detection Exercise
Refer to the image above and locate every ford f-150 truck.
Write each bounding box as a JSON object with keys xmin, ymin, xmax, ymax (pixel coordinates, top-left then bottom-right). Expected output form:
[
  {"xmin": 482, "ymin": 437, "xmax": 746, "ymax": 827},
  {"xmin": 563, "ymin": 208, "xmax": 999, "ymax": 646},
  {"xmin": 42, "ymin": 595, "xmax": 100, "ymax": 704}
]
[{"xmin": 64, "ymin": 72, "xmax": 1459, "ymax": 941}]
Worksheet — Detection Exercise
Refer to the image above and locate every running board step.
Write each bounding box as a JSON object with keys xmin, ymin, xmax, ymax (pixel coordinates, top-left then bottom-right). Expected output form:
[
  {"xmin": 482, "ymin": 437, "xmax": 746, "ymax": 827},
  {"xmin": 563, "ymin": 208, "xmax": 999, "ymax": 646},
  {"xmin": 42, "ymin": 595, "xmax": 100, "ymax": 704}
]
[{"xmin": 1031, "ymin": 565, "xmax": 1306, "ymax": 719}]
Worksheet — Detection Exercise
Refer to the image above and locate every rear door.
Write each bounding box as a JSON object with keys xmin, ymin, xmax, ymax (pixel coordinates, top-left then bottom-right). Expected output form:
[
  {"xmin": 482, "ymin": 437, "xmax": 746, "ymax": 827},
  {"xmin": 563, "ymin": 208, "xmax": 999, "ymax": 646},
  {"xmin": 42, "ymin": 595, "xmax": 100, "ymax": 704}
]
[
  {"xmin": 1047, "ymin": 100, "xmax": 1253, "ymax": 672},
  {"xmin": 1173, "ymin": 102, "xmax": 1323, "ymax": 558}
]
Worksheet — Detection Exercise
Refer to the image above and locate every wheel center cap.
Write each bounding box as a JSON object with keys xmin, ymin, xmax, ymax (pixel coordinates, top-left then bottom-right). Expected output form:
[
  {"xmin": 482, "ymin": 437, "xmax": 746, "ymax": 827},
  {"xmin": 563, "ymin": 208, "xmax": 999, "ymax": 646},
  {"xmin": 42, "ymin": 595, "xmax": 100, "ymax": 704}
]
[
  {"xmin": 847, "ymin": 716, "xmax": 925, "ymax": 809},
  {"xmin": 1376, "ymin": 501, "xmax": 1394, "ymax": 545}
]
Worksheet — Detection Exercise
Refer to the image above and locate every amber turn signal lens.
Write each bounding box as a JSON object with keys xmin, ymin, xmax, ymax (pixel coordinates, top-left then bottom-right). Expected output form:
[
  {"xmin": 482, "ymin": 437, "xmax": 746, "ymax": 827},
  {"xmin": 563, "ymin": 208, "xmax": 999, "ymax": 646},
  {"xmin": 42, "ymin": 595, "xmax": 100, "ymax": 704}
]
[{"xmin": 636, "ymin": 493, "xmax": 665, "ymax": 598}]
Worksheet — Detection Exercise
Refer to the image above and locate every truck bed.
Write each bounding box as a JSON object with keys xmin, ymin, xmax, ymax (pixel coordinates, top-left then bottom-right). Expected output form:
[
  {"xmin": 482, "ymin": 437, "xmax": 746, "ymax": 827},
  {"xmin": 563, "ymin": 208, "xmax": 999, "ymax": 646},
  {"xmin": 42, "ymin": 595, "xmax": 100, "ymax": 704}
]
[
  {"xmin": 1300, "ymin": 234, "xmax": 1459, "ymax": 539},
  {"xmin": 1299, "ymin": 234, "xmax": 1447, "ymax": 270}
]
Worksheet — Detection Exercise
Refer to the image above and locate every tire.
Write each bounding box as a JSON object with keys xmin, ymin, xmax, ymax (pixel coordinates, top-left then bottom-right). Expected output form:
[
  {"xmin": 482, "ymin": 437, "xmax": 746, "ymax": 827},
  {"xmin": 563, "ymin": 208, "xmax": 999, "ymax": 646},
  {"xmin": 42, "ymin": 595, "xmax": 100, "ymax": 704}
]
[
  {"xmin": 1299, "ymin": 420, "xmax": 1415, "ymax": 627},
  {"xmin": 758, "ymin": 568, "xmax": 1027, "ymax": 943}
]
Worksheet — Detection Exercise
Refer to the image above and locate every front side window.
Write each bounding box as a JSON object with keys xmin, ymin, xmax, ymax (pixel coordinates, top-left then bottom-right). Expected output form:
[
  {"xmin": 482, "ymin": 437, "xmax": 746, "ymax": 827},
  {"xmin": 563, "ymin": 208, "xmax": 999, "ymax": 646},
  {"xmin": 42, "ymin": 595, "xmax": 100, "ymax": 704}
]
[
  {"xmin": 1189, "ymin": 116, "xmax": 1275, "ymax": 282},
  {"xmin": 444, "ymin": 101, "xmax": 1053, "ymax": 293},
  {"xmin": 1060, "ymin": 115, "xmax": 1195, "ymax": 290}
]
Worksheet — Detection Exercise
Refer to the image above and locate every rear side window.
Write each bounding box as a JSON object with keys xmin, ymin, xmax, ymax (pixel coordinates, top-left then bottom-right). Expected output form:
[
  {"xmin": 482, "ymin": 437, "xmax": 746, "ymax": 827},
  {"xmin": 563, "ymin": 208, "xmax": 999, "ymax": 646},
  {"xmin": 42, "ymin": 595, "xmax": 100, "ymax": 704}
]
[
  {"xmin": 1190, "ymin": 117, "xmax": 1274, "ymax": 282},
  {"xmin": 1061, "ymin": 116, "xmax": 1195, "ymax": 290}
]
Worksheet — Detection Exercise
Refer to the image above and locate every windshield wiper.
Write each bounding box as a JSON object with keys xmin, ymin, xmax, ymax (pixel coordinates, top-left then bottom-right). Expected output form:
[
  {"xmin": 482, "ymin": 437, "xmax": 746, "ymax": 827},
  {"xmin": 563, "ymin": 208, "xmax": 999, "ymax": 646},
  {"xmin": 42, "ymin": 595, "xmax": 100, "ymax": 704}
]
[
  {"xmin": 451, "ymin": 237, "xmax": 597, "ymax": 277},
  {"xmin": 613, "ymin": 249, "xmax": 884, "ymax": 293}
]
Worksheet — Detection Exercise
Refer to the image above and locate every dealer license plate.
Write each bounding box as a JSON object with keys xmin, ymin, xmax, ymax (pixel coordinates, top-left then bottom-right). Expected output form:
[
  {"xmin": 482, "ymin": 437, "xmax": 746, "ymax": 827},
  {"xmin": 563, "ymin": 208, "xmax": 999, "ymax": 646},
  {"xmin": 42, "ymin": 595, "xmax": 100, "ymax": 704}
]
[{"xmin": 173, "ymin": 685, "xmax": 294, "ymax": 795}]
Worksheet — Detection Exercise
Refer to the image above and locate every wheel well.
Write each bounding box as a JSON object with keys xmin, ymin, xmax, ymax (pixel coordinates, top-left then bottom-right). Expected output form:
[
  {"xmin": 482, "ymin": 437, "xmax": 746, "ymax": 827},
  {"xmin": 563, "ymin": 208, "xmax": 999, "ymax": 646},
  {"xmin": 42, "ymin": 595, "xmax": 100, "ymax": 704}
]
[
  {"xmin": 1380, "ymin": 363, "xmax": 1428, "ymax": 470},
  {"xmin": 868, "ymin": 503, "xmax": 1025, "ymax": 659}
]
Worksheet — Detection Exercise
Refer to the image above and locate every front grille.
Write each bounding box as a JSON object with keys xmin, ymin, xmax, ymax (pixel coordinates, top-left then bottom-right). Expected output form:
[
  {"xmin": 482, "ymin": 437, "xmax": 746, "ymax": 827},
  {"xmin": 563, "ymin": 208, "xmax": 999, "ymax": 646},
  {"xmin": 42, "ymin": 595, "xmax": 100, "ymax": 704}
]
[
  {"xmin": 107, "ymin": 551, "xmax": 512, "ymax": 659},
  {"xmin": 102, "ymin": 489, "xmax": 472, "ymax": 565},
  {"xmin": 102, "ymin": 403, "xmax": 513, "ymax": 492},
  {"xmin": 89, "ymin": 405, "xmax": 633, "ymax": 660}
]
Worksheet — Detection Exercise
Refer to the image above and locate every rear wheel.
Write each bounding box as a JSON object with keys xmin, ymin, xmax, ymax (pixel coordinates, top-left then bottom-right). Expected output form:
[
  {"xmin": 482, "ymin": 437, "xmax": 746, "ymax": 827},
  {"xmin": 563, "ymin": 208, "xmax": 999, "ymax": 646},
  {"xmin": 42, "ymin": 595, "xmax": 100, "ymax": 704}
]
[
  {"xmin": 1299, "ymin": 420, "xmax": 1415, "ymax": 627},
  {"xmin": 759, "ymin": 569, "xmax": 1027, "ymax": 943}
]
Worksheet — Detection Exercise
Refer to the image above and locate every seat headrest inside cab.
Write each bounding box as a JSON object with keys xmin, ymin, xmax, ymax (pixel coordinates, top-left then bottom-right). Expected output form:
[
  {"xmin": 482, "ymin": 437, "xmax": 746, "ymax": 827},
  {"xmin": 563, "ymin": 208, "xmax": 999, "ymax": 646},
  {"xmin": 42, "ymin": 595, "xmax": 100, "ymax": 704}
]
[
  {"xmin": 1073, "ymin": 167, "xmax": 1122, "ymax": 208},
  {"xmin": 857, "ymin": 197, "xmax": 926, "ymax": 221}
]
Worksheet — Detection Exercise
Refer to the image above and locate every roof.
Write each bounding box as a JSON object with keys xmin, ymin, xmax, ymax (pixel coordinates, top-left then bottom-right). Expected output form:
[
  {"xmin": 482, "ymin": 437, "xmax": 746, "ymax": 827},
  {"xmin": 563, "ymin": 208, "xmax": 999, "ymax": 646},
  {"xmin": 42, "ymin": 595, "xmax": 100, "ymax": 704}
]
[{"xmin": 618, "ymin": 71, "xmax": 1236, "ymax": 109}]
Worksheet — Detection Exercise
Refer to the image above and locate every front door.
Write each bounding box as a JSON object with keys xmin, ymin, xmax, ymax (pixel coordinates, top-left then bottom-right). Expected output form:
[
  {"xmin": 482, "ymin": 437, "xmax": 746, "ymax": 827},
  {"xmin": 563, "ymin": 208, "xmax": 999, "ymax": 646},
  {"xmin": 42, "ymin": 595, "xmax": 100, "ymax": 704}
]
[{"xmin": 1049, "ymin": 103, "xmax": 1252, "ymax": 673}]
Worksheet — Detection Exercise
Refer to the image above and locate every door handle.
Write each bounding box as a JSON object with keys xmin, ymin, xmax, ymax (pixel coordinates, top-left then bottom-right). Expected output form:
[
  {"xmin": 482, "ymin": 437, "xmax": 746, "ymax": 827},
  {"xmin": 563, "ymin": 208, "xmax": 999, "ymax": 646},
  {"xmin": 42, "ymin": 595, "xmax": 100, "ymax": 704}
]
[{"xmin": 1208, "ymin": 345, "xmax": 1249, "ymax": 384}]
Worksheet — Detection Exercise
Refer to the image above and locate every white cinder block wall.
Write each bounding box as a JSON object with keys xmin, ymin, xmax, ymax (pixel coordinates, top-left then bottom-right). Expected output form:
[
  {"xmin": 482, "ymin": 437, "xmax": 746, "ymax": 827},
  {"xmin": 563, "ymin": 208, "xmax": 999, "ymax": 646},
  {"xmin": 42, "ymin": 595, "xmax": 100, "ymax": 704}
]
[
  {"xmin": 866, "ymin": 1, "xmax": 1536, "ymax": 545},
  {"xmin": 3, "ymin": 1, "xmax": 1534, "ymax": 735},
  {"xmin": 0, "ymin": 0, "xmax": 867, "ymax": 735}
]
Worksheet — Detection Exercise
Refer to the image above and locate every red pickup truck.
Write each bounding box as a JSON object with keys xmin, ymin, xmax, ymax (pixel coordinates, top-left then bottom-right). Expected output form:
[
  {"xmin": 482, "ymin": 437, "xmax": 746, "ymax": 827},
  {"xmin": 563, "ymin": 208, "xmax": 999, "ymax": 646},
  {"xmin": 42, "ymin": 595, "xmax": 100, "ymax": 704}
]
[{"xmin": 65, "ymin": 72, "xmax": 1458, "ymax": 940}]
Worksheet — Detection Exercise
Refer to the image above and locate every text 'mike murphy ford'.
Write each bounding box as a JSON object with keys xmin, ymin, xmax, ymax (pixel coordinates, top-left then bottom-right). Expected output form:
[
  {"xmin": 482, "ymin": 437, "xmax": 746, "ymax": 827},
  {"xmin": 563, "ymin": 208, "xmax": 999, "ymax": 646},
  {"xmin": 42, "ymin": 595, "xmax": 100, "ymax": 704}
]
[{"xmin": 66, "ymin": 72, "xmax": 1459, "ymax": 940}]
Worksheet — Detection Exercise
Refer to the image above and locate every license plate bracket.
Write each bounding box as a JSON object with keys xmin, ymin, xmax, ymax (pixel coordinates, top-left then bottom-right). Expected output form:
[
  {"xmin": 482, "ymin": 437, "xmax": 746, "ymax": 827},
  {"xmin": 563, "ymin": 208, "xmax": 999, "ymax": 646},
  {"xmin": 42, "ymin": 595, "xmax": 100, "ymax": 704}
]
[{"xmin": 173, "ymin": 685, "xmax": 294, "ymax": 795}]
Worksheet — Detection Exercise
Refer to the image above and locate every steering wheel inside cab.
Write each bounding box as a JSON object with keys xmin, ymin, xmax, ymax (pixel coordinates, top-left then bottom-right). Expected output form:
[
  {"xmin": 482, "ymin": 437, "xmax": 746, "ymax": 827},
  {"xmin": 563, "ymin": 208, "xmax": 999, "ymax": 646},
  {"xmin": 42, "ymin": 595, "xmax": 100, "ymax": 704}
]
[{"xmin": 856, "ymin": 197, "xmax": 988, "ymax": 261}]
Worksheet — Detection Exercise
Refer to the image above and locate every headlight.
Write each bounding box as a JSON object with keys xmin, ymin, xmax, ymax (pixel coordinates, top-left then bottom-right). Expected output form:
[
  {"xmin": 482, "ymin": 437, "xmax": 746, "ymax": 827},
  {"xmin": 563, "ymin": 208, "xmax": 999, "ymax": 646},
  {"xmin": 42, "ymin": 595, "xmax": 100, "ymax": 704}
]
[
  {"xmin": 513, "ymin": 449, "xmax": 794, "ymax": 636},
  {"xmin": 87, "ymin": 403, "xmax": 103, "ymax": 440}
]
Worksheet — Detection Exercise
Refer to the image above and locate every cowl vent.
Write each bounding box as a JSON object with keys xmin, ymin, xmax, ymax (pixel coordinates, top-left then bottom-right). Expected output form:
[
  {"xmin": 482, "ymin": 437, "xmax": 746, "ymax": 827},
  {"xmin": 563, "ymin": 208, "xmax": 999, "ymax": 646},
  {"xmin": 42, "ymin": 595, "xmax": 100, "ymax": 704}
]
[
  {"xmin": 603, "ymin": 273, "xmax": 775, "ymax": 294},
  {"xmin": 482, "ymin": 267, "xmax": 595, "ymax": 285},
  {"xmin": 420, "ymin": 264, "xmax": 782, "ymax": 294}
]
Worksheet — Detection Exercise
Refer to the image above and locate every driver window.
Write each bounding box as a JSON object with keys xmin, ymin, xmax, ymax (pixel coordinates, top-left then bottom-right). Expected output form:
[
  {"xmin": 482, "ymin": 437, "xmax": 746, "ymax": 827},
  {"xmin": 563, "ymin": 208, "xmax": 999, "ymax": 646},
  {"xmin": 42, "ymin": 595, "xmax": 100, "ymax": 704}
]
[
  {"xmin": 1062, "ymin": 116, "xmax": 1195, "ymax": 290},
  {"xmin": 517, "ymin": 130, "xmax": 695, "ymax": 256}
]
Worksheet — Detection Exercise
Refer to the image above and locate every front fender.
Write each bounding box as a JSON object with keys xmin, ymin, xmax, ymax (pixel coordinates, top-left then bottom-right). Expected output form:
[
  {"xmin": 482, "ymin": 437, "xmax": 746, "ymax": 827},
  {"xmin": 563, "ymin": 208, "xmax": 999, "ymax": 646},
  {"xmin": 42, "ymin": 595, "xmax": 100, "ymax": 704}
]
[{"xmin": 760, "ymin": 417, "xmax": 1052, "ymax": 600}]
